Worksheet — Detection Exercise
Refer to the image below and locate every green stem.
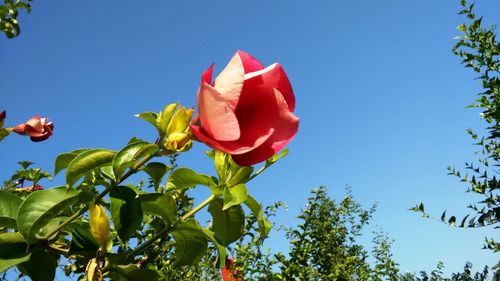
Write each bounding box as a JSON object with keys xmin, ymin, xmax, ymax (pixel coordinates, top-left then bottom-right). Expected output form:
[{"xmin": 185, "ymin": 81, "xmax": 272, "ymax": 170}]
[
  {"xmin": 41, "ymin": 154, "xmax": 155, "ymax": 241},
  {"xmin": 126, "ymin": 194, "xmax": 216, "ymax": 260}
]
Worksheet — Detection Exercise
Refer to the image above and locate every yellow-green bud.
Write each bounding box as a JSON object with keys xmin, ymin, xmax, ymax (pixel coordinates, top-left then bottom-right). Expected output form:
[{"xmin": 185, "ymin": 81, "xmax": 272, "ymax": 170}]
[{"xmin": 89, "ymin": 203, "xmax": 110, "ymax": 249}]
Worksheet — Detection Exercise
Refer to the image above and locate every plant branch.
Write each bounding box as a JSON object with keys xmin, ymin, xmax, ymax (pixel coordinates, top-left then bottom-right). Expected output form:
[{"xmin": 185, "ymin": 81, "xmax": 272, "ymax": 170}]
[
  {"xmin": 41, "ymin": 154, "xmax": 155, "ymax": 241},
  {"xmin": 126, "ymin": 194, "xmax": 216, "ymax": 260}
]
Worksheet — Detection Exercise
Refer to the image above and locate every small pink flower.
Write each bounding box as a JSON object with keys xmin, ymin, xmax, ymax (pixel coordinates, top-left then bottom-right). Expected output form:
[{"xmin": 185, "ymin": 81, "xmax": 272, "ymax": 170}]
[
  {"xmin": 13, "ymin": 115, "xmax": 54, "ymax": 142},
  {"xmin": 15, "ymin": 184, "xmax": 44, "ymax": 192},
  {"xmin": 190, "ymin": 51, "xmax": 299, "ymax": 166}
]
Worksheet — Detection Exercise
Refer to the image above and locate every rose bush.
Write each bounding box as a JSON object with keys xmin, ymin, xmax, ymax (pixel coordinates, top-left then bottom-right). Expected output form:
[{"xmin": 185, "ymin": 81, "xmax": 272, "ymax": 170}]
[
  {"xmin": 13, "ymin": 115, "xmax": 54, "ymax": 142},
  {"xmin": 190, "ymin": 50, "xmax": 299, "ymax": 166}
]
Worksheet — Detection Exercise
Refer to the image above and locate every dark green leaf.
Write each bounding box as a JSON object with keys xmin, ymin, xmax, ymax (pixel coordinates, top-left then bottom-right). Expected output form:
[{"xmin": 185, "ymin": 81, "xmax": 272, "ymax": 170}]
[
  {"xmin": 66, "ymin": 221, "xmax": 100, "ymax": 256},
  {"xmin": 66, "ymin": 149, "xmax": 116, "ymax": 188},
  {"xmin": 139, "ymin": 193, "xmax": 176, "ymax": 225},
  {"xmin": 200, "ymin": 228, "xmax": 227, "ymax": 268},
  {"xmin": 0, "ymin": 232, "xmax": 30, "ymax": 272},
  {"xmin": 143, "ymin": 162, "xmax": 169, "ymax": 189},
  {"xmin": 0, "ymin": 191, "xmax": 23, "ymax": 228},
  {"xmin": 110, "ymin": 186, "xmax": 143, "ymax": 241},
  {"xmin": 18, "ymin": 246, "xmax": 59, "ymax": 281},
  {"xmin": 208, "ymin": 198, "xmax": 245, "ymax": 246},
  {"xmin": 17, "ymin": 186, "xmax": 82, "ymax": 244},
  {"xmin": 171, "ymin": 219, "xmax": 208, "ymax": 266},
  {"xmin": 107, "ymin": 264, "xmax": 160, "ymax": 281}
]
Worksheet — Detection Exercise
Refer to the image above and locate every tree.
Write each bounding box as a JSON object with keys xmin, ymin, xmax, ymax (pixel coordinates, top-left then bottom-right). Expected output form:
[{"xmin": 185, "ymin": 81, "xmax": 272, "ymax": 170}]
[{"xmin": 412, "ymin": 0, "xmax": 500, "ymax": 251}]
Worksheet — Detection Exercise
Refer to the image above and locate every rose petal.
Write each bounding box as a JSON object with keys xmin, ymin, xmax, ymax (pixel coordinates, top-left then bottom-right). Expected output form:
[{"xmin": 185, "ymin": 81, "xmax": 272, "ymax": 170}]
[
  {"xmin": 190, "ymin": 124, "xmax": 274, "ymax": 155},
  {"xmin": 232, "ymin": 88, "xmax": 299, "ymax": 166},
  {"xmin": 245, "ymin": 63, "xmax": 295, "ymax": 112},
  {"xmin": 236, "ymin": 50, "xmax": 264, "ymax": 73},
  {"xmin": 197, "ymin": 82, "xmax": 240, "ymax": 141},
  {"xmin": 202, "ymin": 64, "xmax": 214, "ymax": 84},
  {"xmin": 214, "ymin": 52, "xmax": 245, "ymax": 111}
]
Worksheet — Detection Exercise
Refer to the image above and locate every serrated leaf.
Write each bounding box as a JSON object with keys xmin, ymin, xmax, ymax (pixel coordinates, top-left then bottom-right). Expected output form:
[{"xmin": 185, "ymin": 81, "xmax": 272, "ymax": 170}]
[
  {"xmin": 54, "ymin": 149, "xmax": 90, "ymax": 176},
  {"xmin": 166, "ymin": 168, "xmax": 213, "ymax": 190},
  {"xmin": 113, "ymin": 141, "xmax": 149, "ymax": 181},
  {"xmin": 17, "ymin": 186, "xmax": 83, "ymax": 245},
  {"xmin": 139, "ymin": 193, "xmax": 176, "ymax": 225},
  {"xmin": 66, "ymin": 149, "xmax": 117, "ymax": 188},
  {"xmin": 208, "ymin": 198, "xmax": 245, "ymax": 246},
  {"xmin": 143, "ymin": 162, "xmax": 169, "ymax": 190},
  {"xmin": 244, "ymin": 195, "xmax": 272, "ymax": 238},
  {"xmin": 223, "ymin": 184, "xmax": 248, "ymax": 210},
  {"xmin": 110, "ymin": 186, "xmax": 143, "ymax": 241},
  {"xmin": 171, "ymin": 219, "xmax": 208, "ymax": 266},
  {"xmin": 0, "ymin": 191, "xmax": 23, "ymax": 228},
  {"xmin": 200, "ymin": 228, "xmax": 227, "ymax": 268}
]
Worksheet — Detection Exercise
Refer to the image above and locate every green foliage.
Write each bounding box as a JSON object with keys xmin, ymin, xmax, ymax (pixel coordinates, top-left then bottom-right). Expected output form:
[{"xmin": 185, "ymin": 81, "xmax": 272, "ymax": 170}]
[
  {"xmin": 0, "ymin": 0, "xmax": 32, "ymax": 38},
  {"xmin": 413, "ymin": 0, "xmax": 500, "ymax": 251}
]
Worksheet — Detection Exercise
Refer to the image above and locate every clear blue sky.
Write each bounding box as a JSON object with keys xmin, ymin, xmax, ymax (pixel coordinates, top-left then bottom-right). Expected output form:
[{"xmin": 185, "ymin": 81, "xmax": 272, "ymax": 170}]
[{"xmin": 1, "ymin": 0, "xmax": 499, "ymax": 276}]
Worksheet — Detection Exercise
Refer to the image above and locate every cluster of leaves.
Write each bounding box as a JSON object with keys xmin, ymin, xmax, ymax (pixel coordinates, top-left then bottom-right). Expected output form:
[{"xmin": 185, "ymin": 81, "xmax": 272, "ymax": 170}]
[
  {"xmin": 0, "ymin": 0, "xmax": 31, "ymax": 38},
  {"xmin": 412, "ymin": 0, "xmax": 500, "ymax": 251},
  {"xmin": 0, "ymin": 103, "xmax": 283, "ymax": 280}
]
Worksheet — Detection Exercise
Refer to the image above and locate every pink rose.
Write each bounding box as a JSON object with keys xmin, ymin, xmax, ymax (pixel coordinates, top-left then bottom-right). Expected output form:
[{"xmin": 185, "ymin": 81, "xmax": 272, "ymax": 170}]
[
  {"xmin": 13, "ymin": 115, "xmax": 54, "ymax": 142},
  {"xmin": 190, "ymin": 51, "xmax": 299, "ymax": 166}
]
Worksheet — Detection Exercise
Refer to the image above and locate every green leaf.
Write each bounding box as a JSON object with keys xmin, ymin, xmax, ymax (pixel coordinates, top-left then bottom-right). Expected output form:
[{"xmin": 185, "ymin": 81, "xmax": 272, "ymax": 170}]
[
  {"xmin": 110, "ymin": 186, "xmax": 143, "ymax": 241},
  {"xmin": 166, "ymin": 168, "xmax": 213, "ymax": 191},
  {"xmin": 54, "ymin": 148, "xmax": 90, "ymax": 176},
  {"xmin": 66, "ymin": 221, "xmax": 100, "ymax": 256},
  {"xmin": 139, "ymin": 193, "xmax": 176, "ymax": 225},
  {"xmin": 113, "ymin": 141, "xmax": 149, "ymax": 181},
  {"xmin": 66, "ymin": 149, "xmax": 117, "ymax": 188},
  {"xmin": 143, "ymin": 162, "xmax": 169, "ymax": 190},
  {"xmin": 18, "ymin": 246, "xmax": 59, "ymax": 281},
  {"xmin": 244, "ymin": 195, "xmax": 272, "ymax": 238},
  {"xmin": 0, "ymin": 191, "xmax": 23, "ymax": 228},
  {"xmin": 200, "ymin": 228, "xmax": 227, "ymax": 268},
  {"xmin": 107, "ymin": 264, "xmax": 160, "ymax": 281},
  {"xmin": 171, "ymin": 219, "xmax": 208, "ymax": 266},
  {"xmin": 0, "ymin": 232, "xmax": 30, "ymax": 272},
  {"xmin": 223, "ymin": 184, "xmax": 248, "ymax": 210},
  {"xmin": 133, "ymin": 144, "xmax": 159, "ymax": 164},
  {"xmin": 208, "ymin": 198, "xmax": 245, "ymax": 246},
  {"xmin": 135, "ymin": 112, "xmax": 160, "ymax": 133},
  {"xmin": 17, "ymin": 186, "xmax": 82, "ymax": 245},
  {"xmin": 227, "ymin": 166, "xmax": 253, "ymax": 187}
]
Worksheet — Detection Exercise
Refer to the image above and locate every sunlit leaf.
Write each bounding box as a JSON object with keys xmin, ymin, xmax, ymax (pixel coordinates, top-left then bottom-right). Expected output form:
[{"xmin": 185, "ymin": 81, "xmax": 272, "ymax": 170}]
[
  {"xmin": 17, "ymin": 186, "xmax": 83, "ymax": 245},
  {"xmin": 166, "ymin": 168, "xmax": 213, "ymax": 191},
  {"xmin": 54, "ymin": 148, "xmax": 89, "ymax": 176},
  {"xmin": 66, "ymin": 149, "xmax": 116, "ymax": 188},
  {"xmin": 139, "ymin": 193, "xmax": 176, "ymax": 225},
  {"xmin": 244, "ymin": 195, "xmax": 272, "ymax": 238},
  {"xmin": 0, "ymin": 191, "xmax": 23, "ymax": 228},
  {"xmin": 223, "ymin": 184, "xmax": 248, "ymax": 210}
]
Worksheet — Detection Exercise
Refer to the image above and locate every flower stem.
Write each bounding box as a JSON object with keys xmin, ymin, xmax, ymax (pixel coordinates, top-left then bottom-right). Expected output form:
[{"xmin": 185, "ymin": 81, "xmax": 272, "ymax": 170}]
[
  {"xmin": 126, "ymin": 194, "xmax": 216, "ymax": 260},
  {"xmin": 41, "ymin": 154, "xmax": 155, "ymax": 241}
]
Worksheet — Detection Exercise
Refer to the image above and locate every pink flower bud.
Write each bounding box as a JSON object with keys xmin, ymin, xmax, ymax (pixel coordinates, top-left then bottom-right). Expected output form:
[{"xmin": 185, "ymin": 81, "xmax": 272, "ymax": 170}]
[{"xmin": 13, "ymin": 115, "xmax": 54, "ymax": 142}]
